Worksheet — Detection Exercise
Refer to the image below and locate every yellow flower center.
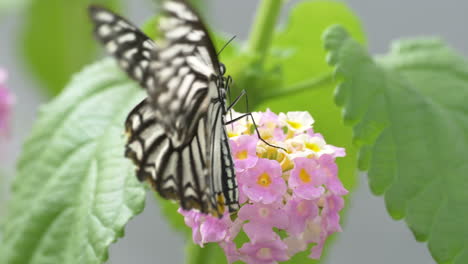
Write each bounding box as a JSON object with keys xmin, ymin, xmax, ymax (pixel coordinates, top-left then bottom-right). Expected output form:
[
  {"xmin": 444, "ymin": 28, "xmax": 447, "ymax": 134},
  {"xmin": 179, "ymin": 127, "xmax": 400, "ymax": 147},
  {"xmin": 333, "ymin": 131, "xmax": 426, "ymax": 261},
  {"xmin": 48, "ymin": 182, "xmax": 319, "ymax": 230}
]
[
  {"xmin": 287, "ymin": 120, "xmax": 302, "ymax": 129},
  {"xmin": 299, "ymin": 168, "xmax": 312, "ymax": 183},
  {"xmin": 257, "ymin": 173, "xmax": 272, "ymax": 187},
  {"xmin": 236, "ymin": 150, "xmax": 248, "ymax": 160},
  {"xmin": 305, "ymin": 142, "xmax": 321, "ymax": 152},
  {"xmin": 257, "ymin": 248, "xmax": 272, "ymax": 259},
  {"xmin": 227, "ymin": 131, "xmax": 238, "ymax": 138}
]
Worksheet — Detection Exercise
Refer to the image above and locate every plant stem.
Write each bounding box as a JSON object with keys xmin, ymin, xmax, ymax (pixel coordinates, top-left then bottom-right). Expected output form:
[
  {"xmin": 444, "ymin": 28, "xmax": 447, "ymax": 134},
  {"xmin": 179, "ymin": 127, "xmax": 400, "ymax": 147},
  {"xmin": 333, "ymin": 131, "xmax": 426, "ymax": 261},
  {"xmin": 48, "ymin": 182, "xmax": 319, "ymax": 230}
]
[
  {"xmin": 260, "ymin": 73, "xmax": 335, "ymax": 102},
  {"xmin": 247, "ymin": 0, "xmax": 284, "ymax": 65},
  {"xmin": 185, "ymin": 243, "xmax": 210, "ymax": 264}
]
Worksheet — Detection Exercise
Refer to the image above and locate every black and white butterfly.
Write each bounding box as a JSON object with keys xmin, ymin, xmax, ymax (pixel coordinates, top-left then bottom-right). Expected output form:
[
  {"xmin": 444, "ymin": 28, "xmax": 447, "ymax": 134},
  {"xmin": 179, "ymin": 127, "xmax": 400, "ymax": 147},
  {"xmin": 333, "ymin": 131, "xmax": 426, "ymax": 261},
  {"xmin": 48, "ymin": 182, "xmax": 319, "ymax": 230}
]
[{"xmin": 88, "ymin": 0, "xmax": 239, "ymax": 216}]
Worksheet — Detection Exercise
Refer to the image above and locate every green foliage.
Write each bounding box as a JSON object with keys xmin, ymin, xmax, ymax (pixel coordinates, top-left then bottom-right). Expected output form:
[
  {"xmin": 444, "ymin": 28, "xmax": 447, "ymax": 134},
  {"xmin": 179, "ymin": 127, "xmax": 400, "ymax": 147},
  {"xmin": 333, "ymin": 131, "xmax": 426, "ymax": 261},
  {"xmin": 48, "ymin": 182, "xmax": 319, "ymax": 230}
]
[
  {"xmin": 20, "ymin": 0, "xmax": 120, "ymax": 96},
  {"xmin": 0, "ymin": 60, "xmax": 146, "ymax": 264},
  {"xmin": 0, "ymin": 0, "xmax": 29, "ymax": 12},
  {"xmin": 324, "ymin": 25, "xmax": 468, "ymax": 264},
  {"xmin": 261, "ymin": 0, "xmax": 365, "ymax": 190}
]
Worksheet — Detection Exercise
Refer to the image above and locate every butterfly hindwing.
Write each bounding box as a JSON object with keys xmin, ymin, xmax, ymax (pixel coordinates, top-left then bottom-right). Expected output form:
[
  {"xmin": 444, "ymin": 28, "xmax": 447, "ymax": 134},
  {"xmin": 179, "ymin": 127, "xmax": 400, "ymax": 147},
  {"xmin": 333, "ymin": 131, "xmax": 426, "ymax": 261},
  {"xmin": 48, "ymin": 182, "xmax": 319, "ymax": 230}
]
[
  {"xmin": 207, "ymin": 99, "xmax": 238, "ymax": 213},
  {"xmin": 125, "ymin": 99, "xmax": 212, "ymax": 213},
  {"xmin": 88, "ymin": 5, "xmax": 157, "ymax": 87}
]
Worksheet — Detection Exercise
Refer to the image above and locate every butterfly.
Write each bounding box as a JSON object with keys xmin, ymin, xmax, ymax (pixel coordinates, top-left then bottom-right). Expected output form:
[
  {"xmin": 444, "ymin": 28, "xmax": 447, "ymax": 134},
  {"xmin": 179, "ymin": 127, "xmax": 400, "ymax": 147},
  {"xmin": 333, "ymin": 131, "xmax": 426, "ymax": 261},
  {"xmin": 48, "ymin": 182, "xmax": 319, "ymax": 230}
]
[{"xmin": 88, "ymin": 0, "xmax": 239, "ymax": 217}]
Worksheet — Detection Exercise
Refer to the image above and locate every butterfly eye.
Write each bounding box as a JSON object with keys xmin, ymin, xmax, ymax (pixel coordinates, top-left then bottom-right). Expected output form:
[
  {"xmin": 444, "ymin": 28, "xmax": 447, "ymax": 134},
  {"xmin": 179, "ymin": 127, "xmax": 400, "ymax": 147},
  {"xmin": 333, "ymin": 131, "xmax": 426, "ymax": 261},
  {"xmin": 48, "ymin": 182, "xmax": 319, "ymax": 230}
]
[{"xmin": 219, "ymin": 63, "xmax": 226, "ymax": 75}]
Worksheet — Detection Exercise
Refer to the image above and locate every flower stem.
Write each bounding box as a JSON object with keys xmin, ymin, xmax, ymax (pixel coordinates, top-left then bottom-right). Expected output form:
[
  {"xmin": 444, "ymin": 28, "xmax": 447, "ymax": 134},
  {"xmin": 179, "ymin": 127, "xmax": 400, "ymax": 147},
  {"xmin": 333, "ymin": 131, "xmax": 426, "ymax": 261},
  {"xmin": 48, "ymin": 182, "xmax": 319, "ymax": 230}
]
[
  {"xmin": 185, "ymin": 243, "xmax": 209, "ymax": 264},
  {"xmin": 259, "ymin": 73, "xmax": 335, "ymax": 102},
  {"xmin": 247, "ymin": 0, "xmax": 284, "ymax": 66}
]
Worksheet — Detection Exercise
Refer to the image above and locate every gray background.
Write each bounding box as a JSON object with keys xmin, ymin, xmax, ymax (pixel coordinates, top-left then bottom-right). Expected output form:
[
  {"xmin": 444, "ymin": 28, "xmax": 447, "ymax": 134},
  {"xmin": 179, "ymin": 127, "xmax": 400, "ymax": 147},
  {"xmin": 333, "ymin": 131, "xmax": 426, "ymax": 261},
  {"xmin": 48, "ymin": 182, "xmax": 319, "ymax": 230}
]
[{"xmin": 1, "ymin": 0, "xmax": 467, "ymax": 263}]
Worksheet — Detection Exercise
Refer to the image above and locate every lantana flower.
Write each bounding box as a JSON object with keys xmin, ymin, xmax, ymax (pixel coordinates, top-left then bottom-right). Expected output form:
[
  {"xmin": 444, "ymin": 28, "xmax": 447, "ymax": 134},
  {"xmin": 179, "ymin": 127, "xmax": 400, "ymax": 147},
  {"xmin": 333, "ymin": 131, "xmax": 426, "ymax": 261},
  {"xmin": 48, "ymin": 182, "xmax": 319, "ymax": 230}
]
[
  {"xmin": 0, "ymin": 68, "xmax": 13, "ymax": 137},
  {"xmin": 279, "ymin": 111, "xmax": 314, "ymax": 134},
  {"xmin": 179, "ymin": 109, "xmax": 348, "ymax": 264}
]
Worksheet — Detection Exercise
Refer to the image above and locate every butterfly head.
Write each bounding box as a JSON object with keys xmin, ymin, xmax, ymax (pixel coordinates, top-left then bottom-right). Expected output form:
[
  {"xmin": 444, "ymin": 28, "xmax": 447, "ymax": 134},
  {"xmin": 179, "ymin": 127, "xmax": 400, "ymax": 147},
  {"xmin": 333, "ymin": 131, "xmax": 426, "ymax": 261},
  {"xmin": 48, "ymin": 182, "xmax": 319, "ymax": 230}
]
[
  {"xmin": 217, "ymin": 63, "xmax": 233, "ymax": 101},
  {"xmin": 219, "ymin": 63, "xmax": 226, "ymax": 76}
]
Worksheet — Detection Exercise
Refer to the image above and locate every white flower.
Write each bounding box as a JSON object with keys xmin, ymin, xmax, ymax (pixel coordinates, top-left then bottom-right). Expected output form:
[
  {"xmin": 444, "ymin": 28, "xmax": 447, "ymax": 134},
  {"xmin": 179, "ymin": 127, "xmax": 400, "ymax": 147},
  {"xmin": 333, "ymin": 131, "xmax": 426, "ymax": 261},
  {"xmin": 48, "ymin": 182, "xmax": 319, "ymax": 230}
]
[
  {"xmin": 279, "ymin": 112, "xmax": 314, "ymax": 133},
  {"xmin": 287, "ymin": 134, "xmax": 336, "ymax": 159}
]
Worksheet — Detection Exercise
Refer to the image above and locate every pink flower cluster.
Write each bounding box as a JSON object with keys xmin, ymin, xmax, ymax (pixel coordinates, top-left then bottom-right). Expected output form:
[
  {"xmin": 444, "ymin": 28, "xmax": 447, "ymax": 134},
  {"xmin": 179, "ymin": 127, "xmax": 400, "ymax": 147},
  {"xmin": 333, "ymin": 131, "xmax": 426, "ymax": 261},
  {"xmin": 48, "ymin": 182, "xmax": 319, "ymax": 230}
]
[
  {"xmin": 0, "ymin": 68, "xmax": 13, "ymax": 137},
  {"xmin": 179, "ymin": 110, "xmax": 347, "ymax": 264}
]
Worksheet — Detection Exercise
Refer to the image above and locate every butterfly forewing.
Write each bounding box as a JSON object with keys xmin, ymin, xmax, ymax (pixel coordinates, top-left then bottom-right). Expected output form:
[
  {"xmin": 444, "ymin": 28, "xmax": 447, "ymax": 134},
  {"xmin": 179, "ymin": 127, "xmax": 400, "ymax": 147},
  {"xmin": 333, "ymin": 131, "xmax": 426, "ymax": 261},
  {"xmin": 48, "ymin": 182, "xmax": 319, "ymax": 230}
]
[
  {"xmin": 148, "ymin": 0, "xmax": 223, "ymax": 146},
  {"xmin": 88, "ymin": 5, "xmax": 157, "ymax": 87},
  {"xmin": 89, "ymin": 0, "xmax": 238, "ymax": 217}
]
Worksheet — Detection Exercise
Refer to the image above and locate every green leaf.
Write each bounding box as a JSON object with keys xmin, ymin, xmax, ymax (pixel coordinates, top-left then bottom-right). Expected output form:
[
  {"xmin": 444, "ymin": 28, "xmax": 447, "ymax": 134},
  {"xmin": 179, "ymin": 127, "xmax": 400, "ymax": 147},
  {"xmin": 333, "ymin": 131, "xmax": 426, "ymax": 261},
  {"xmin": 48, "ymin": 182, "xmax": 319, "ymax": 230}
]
[
  {"xmin": 0, "ymin": 59, "xmax": 146, "ymax": 264},
  {"xmin": 324, "ymin": 25, "xmax": 468, "ymax": 264},
  {"xmin": 270, "ymin": 0, "xmax": 365, "ymax": 87},
  {"xmin": 186, "ymin": 242, "xmax": 226, "ymax": 264},
  {"xmin": 253, "ymin": 1, "xmax": 365, "ymax": 263},
  {"xmin": 264, "ymin": 0, "xmax": 365, "ymax": 195},
  {"xmin": 20, "ymin": 0, "xmax": 120, "ymax": 96}
]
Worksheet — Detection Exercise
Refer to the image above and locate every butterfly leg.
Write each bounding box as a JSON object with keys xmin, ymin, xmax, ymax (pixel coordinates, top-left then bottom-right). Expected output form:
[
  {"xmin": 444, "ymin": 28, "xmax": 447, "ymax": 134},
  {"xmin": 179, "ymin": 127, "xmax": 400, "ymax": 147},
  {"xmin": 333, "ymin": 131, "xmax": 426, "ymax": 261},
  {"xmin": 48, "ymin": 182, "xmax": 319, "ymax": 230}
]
[
  {"xmin": 225, "ymin": 112, "xmax": 287, "ymax": 151},
  {"xmin": 225, "ymin": 88, "xmax": 286, "ymax": 151},
  {"xmin": 226, "ymin": 89, "xmax": 246, "ymax": 112}
]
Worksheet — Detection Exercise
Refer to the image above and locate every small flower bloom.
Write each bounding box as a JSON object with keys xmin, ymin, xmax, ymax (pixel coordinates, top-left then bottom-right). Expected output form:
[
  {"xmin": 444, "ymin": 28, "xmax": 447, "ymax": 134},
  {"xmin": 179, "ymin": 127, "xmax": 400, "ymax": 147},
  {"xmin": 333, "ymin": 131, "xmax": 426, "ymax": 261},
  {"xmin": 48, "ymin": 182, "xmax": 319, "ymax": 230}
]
[
  {"xmin": 238, "ymin": 202, "xmax": 288, "ymax": 228},
  {"xmin": 285, "ymin": 197, "xmax": 318, "ymax": 236},
  {"xmin": 179, "ymin": 209, "xmax": 204, "ymax": 245},
  {"xmin": 279, "ymin": 111, "xmax": 314, "ymax": 134},
  {"xmin": 287, "ymin": 133, "xmax": 343, "ymax": 160},
  {"xmin": 241, "ymin": 158, "xmax": 286, "ymax": 204},
  {"xmin": 240, "ymin": 240, "xmax": 289, "ymax": 264},
  {"xmin": 258, "ymin": 109, "xmax": 285, "ymax": 141},
  {"xmin": 319, "ymin": 154, "xmax": 348, "ymax": 196},
  {"xmin": 242, "ymin": 222, "xmax": 277, "ymax": 244},
  {"xmin": 230, "ymin": 135, "xmax": 258, "ymax": 171},
  {"xmin": 239, "ymin": 203, "xmax": 288, "ymax": 243},
  {"xmin": 321, "ymin": 193, "xmax": 345, "ymax": 233},
  {"xmin": 220, "ymin": 241, "xmax": 241, "ymax": 264},
  {"xmin": 0, "ymin": 68, "xmax": 14, "ymax": 137},
  {"xmin": 200, "ymin": 215, "xmax": 229, "ymax": 244},
  {"xmin": 289, "ymin": 157, "xmax": 325, "ymax": 200},
  {"xmin": 303, "ymin": 216, "xmax": 327, "ymax": 259},
  {"xmin": 283, "ymin": 235, "xmax": 307, "ymax": 257},
  {"xmin": 178, "ymin": 209, "xmax": 230, "ymax": 246}
]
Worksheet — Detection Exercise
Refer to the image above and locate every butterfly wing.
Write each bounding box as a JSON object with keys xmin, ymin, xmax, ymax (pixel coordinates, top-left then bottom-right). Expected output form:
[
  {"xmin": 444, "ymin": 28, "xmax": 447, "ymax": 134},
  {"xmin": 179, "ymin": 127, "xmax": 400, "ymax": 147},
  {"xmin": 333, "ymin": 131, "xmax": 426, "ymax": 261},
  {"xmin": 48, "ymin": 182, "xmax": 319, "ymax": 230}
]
[
  {"xmin": 146, "ymin": 0, "xmax": 224, "ymax": 146},
  {"xmin": 126, "ymin": 99, "xmax": 238, "ymax": 216},
  {"xmin": 207, "ymin": 100, "xmax": 239, "ymax": 214},
  {"xmin": 89, "ymin": 1, "xmax": 239, "ymax": 216},
  {"xmin": 125, "ymin": 99, "xmax": 213, "ymax": 213},
  {"xmin": 88, "ymin": 5, "xmax": 157, "ymax": 87},
  {"xmin": 155, "ymin": 0, "xmax": 239, "ymax": 214}
]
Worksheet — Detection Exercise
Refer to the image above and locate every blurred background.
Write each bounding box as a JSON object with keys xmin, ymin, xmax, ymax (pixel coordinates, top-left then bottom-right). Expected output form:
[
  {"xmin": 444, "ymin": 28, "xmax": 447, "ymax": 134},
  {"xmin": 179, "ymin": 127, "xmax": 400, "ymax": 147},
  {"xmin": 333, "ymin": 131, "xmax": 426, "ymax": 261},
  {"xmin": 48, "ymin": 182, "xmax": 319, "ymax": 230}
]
[{"xmin": 1, "ymin": 0, "xmax": 467, "ymax": 263}]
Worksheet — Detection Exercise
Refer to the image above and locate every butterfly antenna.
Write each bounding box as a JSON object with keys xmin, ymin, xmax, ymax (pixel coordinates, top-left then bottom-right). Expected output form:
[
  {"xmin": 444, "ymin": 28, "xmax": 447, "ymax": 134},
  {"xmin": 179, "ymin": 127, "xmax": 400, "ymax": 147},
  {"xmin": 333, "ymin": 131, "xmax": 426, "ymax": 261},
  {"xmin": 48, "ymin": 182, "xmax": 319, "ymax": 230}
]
[
  {"xmin": 217, "ymin": 35, "xmax": 237, "ymax": 57},
  {"xmin": 227, "ymin": 77, "xmax": 234, "ymax": 131}
]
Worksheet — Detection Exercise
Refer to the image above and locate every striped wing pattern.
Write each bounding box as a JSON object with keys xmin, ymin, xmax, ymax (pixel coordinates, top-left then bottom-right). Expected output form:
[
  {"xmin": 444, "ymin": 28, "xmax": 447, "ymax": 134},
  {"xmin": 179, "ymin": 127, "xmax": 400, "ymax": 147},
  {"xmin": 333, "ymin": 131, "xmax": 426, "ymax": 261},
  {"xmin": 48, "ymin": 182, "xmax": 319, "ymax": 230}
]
[
  {"xmin": 88, "ymin": 6, "xmax": 157, "ymax": 87},
  {"xmin": 125, "ymin": 99, "xmax": 210, "ymax": 212},
  {"xmin": 147, "ymin": 0, "xmax": 223, "ymax": 146},
  {"xmin": 89, "ymin": 0, "xmax": 238, "ymax": 216},
  {"xmin": 207, "ymin": 99, "xmax": 238, "ymax": 213}
]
